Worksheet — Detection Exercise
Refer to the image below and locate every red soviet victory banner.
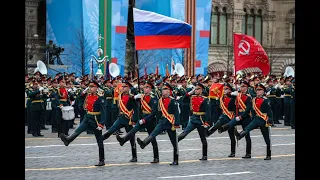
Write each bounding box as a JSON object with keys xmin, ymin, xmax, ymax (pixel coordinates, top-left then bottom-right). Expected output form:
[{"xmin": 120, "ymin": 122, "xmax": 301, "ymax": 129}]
[{"xmin": 234, "ymin": 33, "xmax": 270, "ymax": 75}]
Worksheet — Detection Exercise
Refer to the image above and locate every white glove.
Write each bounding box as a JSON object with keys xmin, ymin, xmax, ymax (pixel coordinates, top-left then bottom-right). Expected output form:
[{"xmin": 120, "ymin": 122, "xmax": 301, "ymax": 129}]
[
  {"xmin": 139, "ymin": 119, "xmax": 145, "ymax": 125},
  {"xmin": 83, "ymin": 87, "xmax": 89, "ymax": 93},
  {"xmin": 176, "ymin": 96, "xmax": 181, "ymax": 100},
  {"xmin": 266, "ymin": 91, "xmax": 271, "ymax": 96},
  {"xmin": 134, "ymin": 84, "xmax": 138, "ymax": 88},
  {"xmin": 73, "ymin": 87, "xmax": 77, "ymax": 92},
  {"xmin": 231, "ymin": 91, "xmax": 238, "ymax": 96},
  {"xmin": 59, "ymin": 105, "xmax": 63, "ymax": 109},
  {"xmin": 236, "ymin": 116, "xmax": 241, "ymax": 121},
  {"xmin": 68, "ymin": 88, "xmax": 72, "ymax": 92},
  {"xmin": 96, "ymin": 126, "xmax": 103, "ymax": 131},
  {"xmin": 39, "ymin": 87, "xmax": 44, "ymax": 91},
  {"xmin": 187, "ymin": 88, "xmax": 195, "ymax": 95},
  {"xmin": 275, "ymin": 84, "xmax": 280, "ymax": 89},
  {"xmin": 134, "ymin": 94, "xmax": 143, "ymax": 99}
]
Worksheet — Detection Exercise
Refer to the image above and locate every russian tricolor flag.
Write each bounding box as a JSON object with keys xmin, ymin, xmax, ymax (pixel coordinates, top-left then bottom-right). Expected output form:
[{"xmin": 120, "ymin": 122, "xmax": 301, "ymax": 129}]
[{"xmin": 133, "ymin": 8, "xmax": 192, "ymax": 50}]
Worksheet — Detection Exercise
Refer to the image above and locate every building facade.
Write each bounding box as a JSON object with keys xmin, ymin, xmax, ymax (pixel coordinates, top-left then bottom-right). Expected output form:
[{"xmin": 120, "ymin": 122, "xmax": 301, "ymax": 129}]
[
  {"xmin": 25, "ymin": 0, "xmax": 46, "ymax": 73},
  {"xmin": 207, "ymin": 0, "xmax": 295, "ymax": 76}
]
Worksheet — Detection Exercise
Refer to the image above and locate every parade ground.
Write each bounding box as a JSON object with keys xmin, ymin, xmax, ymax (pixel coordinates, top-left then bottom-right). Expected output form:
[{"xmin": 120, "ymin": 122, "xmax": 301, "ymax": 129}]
[{"xmin": 25, "ymin": 119, "xmax": 295, "ymax": 180}]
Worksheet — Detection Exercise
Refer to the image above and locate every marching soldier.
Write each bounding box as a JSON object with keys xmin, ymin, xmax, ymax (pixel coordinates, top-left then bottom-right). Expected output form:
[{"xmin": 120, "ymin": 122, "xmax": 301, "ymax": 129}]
[
  {"xmin": 219, "ymin": 81, "xmax": 252, "ymax": 158},
  {"xmin": 136, "ymin": 82, "xmax": 180, "ymax": 165},
  {"xmin": 177, "ymin": 82, "xmax": 211, "ymax": 160},
  {"xmin": 206, "ymin": 83, "xmax": 237, "ymax": 157},
  {"xmin": 236, "ymin": 83, "xmax": 273, "ymax": 160},
  {"xmin": 60, "ymin": 80, "xmax": 106, "ymax": 166},
  {"xmin": 101, "ymin": 80, "xmax": 139, "ymax": 162},
  {"xmin": 116, "ymin": 81, "xmax": 160, "ymax": 163},
  {"xmin": 208, "ymin": 76, "xmax": 223, "ymax": 125}
]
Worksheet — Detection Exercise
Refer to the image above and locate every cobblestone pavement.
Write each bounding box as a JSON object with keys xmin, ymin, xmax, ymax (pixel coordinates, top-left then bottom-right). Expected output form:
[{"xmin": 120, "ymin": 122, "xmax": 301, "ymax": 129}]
[{"xmin": 25, "ymin": 119, "xmax": 295, "ymax": 180}]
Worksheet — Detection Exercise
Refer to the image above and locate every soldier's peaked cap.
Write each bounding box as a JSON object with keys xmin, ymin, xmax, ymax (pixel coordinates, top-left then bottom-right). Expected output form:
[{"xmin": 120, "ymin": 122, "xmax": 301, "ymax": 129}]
[
  {"xmin": 163, "ymin": 82, "xmax": 173, "ymax": 91},
  {"xmin": 145, "ymin": 81, "xmax": 155, "ymax": 89},
  {"xmin": 89, "ymin": 80, "xmax": 100, "ymax": 88},
  {"xmin": 122, "ymin": 80, "xmax": 133, "ymax": 88},
  {"xmin": 255, "ymin": 83, "xmax": 266, "ymax": 91},
  {"xmin": 195, "ymin": 82, "xmax": 205, "ymax": 89}
]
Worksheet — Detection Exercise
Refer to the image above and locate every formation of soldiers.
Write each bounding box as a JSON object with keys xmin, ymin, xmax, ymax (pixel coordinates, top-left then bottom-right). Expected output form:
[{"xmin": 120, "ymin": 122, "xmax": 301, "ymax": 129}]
[{"xmin": 25, "ymin": 70, "xmax": 295, "ymax": 166}]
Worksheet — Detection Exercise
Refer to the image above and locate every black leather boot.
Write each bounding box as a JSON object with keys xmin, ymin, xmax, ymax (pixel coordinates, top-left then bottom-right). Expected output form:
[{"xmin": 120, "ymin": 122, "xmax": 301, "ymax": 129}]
[
  {"xmin": 219, "ymin": 124, "xmax": 229, "ymax": 134},
  {"xmin": 101, "ymin": 131, "xmax": 112, "ymax": 141},
  {"xmin": 95, "ymin": 146, "xmax": 105, "ymax": 166},
  {"xmin": 60, "ymin": 132, "xmax": 80, "ymax": 146},
  {"xmin": 264, "ymin": 149, "xmax": 271, "ymax": 160},
  {"xmin": 151, "ymin": 142, "xmax": 159, "ymax": 163},
  {"xmin": 117, "ymin": 131, "xmax": 134, "ymax": 146},
  {"xmin": 178, "ymin": 131, "xmax": 188, "ymax": 142},
  {"xmin": 137, "ymin": 136, "xmax": 154, "ymax": 149},
  {"xmin": 206, "ymin": 126, "xmax": 217, "ymax": 137},
  {"xmin": 129, "ymin": 145, "xmax": 137, "ymax": 162},
  {"xmin": 242, "ymin": 154, "xmax": 251, "ymax": 158},
  {"xmin": 228, "ymin": 152, "xmax": 235, "ymax": 157},
  {"xmin": 150, "ymin": 158, "xmax": 159, "ymax": 163},
  {"xmin": 170, "ymin": 153, "xmax": 179, "ymax": 165},
  {"xmin": 199, "ymin": 144, "xmax": 207, "ymax": 160},
  {"xmin": 237, "ymin": 130, "xmax": 248, "ymax": 140}
]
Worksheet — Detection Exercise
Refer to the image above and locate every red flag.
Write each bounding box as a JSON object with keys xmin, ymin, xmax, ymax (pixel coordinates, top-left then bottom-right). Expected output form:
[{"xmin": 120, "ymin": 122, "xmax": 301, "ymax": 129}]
[
  {"xmin": 234, "ymin": 34, "xmax": 270, "ymax": 75},
  {"xmin": 155, "ymin": 64, "xmax": 159, "ymax": 76},
  {"xmin": 209, "ymin": 83, "xmax": 224, "ymax": 99}
]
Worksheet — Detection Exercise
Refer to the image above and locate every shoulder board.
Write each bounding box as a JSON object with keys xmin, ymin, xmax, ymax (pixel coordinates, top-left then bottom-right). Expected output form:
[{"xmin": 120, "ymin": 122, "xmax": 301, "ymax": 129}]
[
  {"xmin": 169, "ymin": 96, "xmax": 175, "ymax": 99},
  {"xmin": 150, "ymin": 94, "xmax": 155, "ymax": 98},
  {"xmin": 202, "ymin": 96, "xmax": 208, "ymax": 99},
  {"xmin": 246, "ymin": 94, "xmax": 251, "ymax": 97},
  {"xmin": 263, "ymin": 96, "xmax": 268, "ymax": 99}
]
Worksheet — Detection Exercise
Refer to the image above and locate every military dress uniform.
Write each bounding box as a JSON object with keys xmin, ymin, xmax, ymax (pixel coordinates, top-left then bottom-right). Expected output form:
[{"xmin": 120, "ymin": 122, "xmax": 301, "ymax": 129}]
[
  {"xmin": 102, "ymin": 80, "xmax": 113, "ymax": 129},
  {"xmin": 208, "ymin": 83, "xmax": 223, "ymax": 125},
  {"xmin": 283, "ymin": 79, "xmax": 293, "ymax": 126},
  {"xmin": 136, "ymin": 83, "xmax": 180, "ymax": 165},
  {"xmin": 116, "ymin": 81, "xmax": 160, "ymax": 163},
  {"xmin": 49, "ymin": 82, "xmax": 59, "ymax": 133},
  {"xmin": 206, "ymin": 83, "xmax": 237, "ymax": 157},
  {"xmin": 56, "ymin": 77, "xmax": 73, "ymax": 136},
  {"xmin": 290, "ymin": 79, "xmax": 295, "ymax": 129},
  {"xmin": 28, "ymin": 81, "xmax": 47, "ymax": 137},
  {"xmin": 101, "ymin": 80, "xmax": 138, "ymax": 162},
  {"xmin": 60, "ymin": 80, "xmax": 106, "ymax": 166},
  {"xmin": 176, "ymin": 81, "xmax": 190, "ymax": 130},
  {"xmin": 177, "ymin": 82, "xmax": 211, "ymax": 160},
  {"xmin": 236, "ymin": 83, "xmax": 273, "ymax": 160},
  {"xmin": 26, "ymin": 86, "xmax": 33, "ymax": 134},
  {"xmin": 220, "ymin": 81, "xmax": 252, "ymax": 158},
  {"xmin": 266, "ymin": 82, "xmax": 280, "ymax": 124}
]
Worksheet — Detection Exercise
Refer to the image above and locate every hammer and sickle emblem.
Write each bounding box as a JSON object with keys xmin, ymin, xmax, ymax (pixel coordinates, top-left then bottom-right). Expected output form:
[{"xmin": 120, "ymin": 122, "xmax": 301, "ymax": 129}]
[
  {"xmin": 212, "ymin": 87, "xmax": 221, "ymax": 95},
  {"xmin": 238, "ymin": 40, "xmax": 250, "ymax": 56}
]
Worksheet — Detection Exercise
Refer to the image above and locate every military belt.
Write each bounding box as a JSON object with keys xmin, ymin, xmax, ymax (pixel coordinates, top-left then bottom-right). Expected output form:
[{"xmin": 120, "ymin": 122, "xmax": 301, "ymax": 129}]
[
  {"xmin": 208, "ymin": 96, "xmax": 219, "ymax": 100},
  {"xmin": 51, "ymin": 98, "xmax": 56, "ymax": 100},
  {"xmin": 238, "ymin": 109, "xmax": 245, "ymax": 112},
  {"xmin": 87, "ymin": 111, "xmax": 101, "ymax": 115},
  {"xmin": 267, "ymin": 95, "xmax": 276, "ymax": 98},
  {"xmin": 59, "ymin": 99, "xmax": 67, "ymax": 101},
  {"xmin": 105, "ymin": 97, "xmax": 112, "ymax": 99},
  {"xmin": 193, "ymin": 112, "xmax": 205, "ymax": 115},
  {"xmin": 284, "ymin": 94, "xmax": 292, "ymax": 97},
  {"xmin": 142, "ymin": 110, "xmax": 151, "ymax": 114},
  {"xmin": 31, "ymin": 100, "xmax": 44, "ymax": 103},
  {"xmin": 26, "ymin": 98, "xmax": 30, "ymax": 100}
]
